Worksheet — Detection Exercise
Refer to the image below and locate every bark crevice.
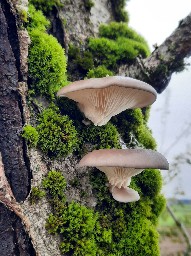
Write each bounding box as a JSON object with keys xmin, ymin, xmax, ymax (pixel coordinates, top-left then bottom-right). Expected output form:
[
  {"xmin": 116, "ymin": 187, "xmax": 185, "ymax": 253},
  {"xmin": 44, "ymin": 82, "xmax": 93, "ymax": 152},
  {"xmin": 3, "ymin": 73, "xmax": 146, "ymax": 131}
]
[
  {"xmin": 48, "ymin": 6, "xmax": 66, "ymax": 49},
  {"xmin": 1, "ymin": 0, "xmax": 22, "ymax": 81}
]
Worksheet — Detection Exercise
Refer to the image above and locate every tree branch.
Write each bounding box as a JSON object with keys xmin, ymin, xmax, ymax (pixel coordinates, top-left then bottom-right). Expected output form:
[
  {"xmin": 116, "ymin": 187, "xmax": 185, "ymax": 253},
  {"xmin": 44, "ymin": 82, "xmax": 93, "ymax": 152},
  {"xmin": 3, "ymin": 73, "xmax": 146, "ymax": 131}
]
[{"xmin": 119, "ymin": 13, "xmax": 191, "ymax": 93}]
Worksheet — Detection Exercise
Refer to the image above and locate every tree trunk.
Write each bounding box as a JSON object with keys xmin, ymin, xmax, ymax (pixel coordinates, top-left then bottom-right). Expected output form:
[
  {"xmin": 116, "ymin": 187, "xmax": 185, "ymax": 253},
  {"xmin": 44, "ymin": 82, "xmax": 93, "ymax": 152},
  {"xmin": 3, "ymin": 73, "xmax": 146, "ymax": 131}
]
[{"xmin": 0, "ymin": 0, "xmax": 191, "ymax": 255}]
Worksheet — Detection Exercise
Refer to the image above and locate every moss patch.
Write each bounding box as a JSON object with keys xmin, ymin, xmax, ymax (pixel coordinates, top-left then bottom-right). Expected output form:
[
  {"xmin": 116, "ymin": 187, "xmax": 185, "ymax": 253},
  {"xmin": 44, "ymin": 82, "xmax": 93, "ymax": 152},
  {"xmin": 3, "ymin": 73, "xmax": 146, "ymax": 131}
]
[
  {"xmin": 22, "ymin": 124, "xmax": 39, "ymax": 147},
  {"xmin": 111, "ymin": 108, "xmax": 157, "ymax": 149},
  {"xmin": 86, "ymin": 65, "xmax": 113, "ymax": 78},
  {"xmin": 28, "ymin": 4, "xmax": 67, "ymax": 98},
  {"xmin": 68, "ymin": 22, "xmax": 150, "ymax": 79},
  {"xmin": 36, "ymin": 107, "xmax": 79, "ymax": 158},
  {"xmin": 81, "ymin": 123, "xmax": 121, "ymax": 150},
  {"xmin": 43, "ymin": 171, "xmax": 112, "ymax": 255},
  {"xmin": 28, "ymin": 29, "xmax": 67, "ymax": 98},
  {"xmin": 29, "ymin": 0, "xmax": 63, "ymax": 13},
  {"xmin": 29, "ymin": 186, "xmax": 45, "ymax": 204},
  {"xmin": 88, "ymin": 168, "xmax": 165, "ymax": 255}
]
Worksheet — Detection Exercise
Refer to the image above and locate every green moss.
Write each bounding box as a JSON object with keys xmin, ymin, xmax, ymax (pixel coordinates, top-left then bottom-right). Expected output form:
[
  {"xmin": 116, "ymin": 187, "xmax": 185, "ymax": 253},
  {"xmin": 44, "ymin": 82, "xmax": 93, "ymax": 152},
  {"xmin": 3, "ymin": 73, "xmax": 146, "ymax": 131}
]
[
  {"xmin": 150, "ymin": 194, "xmax": 166, "ymax": 225},
  {"xmin": 99, "ymin": 22, "xmax": 149, "ymax": 46},
  {"xmin": 46, "ymin": 201, "xmax": 112, "ymax": 255},
  {"xmin": 22, "ymin": 125, "xmax": 39, "ymax": 147},
  {"xmin": 27, "ymin": 4, "xmax": 50, "ymax": 32},
  {"xmin": 42, "ymin": 170, "xmax": 66, "ymax": 199},
  {"xmin": 27, "ymin": 5, "xmax": 67, "ymax": 98},
  {"xmin": 43, "ymin": 171, "xmax": 112, "ymax": 255},
  {"xmin": 86, "ymin": 65, "xmax": 113, "ymax": 78},
  {"xmin": 68, "ymin": 22, "xmax": 150, "ymax": 78},
  {"xmin": 111, "ymin": 109, "xmax": 157, "ymax": 149},
  {"xmin": 88, "ymin": 37, "xmax": 136, "ymax": 68},
  {"xmin": 88, "ymin": 33, "xmax": 149, "ymax": 69},
  {"xmin": 28, "ymin": 29, "xmax": 67, "ymax": 98},
  {"xmin": 136, "ymin": 124, "xmax": 157, "ymax": 149},
  {"xmin": 36, "ymin": 107, "xmax": 79, "ymax": 158},
  {"xmin": 81, "ymin": 123, "xmax": 121, "ymax": 150},
  {"xmin": 134, "ymin": 169, "xmax": 163, "ymax": 198},
  {"xmin": 89, "ymin": 166, "xmax": 165, "ymax": 255},
  {"xmin": 116, "ymin": 217, "xmax": 160, "ymax": 255},
  {"xmin": 68, "ymin": 44, "xmax": 94, "ymax": 78},
  {"xmin": 29, "ymin": 187, "xmax": 45, "ymax": 204},
  {"xmin": 110, "ymin": 0, "xmax": 129, "ymax": 22},
  {"xmin": 89, "ymin": 22, "xmax": 150, "ymax": 67},
  {"xmin": 29, "ymin": 0, "xmax": 63, "ymax": 13},
  {"xmin": 109, "ymin": 203, "xmax": 160, "ymax": 254}
]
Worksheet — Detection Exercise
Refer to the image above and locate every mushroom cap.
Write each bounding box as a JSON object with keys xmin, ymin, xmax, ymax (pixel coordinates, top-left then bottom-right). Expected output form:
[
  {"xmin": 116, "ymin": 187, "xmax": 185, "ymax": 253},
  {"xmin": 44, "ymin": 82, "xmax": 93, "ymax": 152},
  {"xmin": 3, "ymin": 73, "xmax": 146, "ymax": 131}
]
[
  {"xmin": 78, "ymin": 149, "xmax": 169, "ymax": 170},
  {"xmin": 57, "ymin": 76, "xmax": 157, "ymax": 96},
  {"xmin": 110, "ymin": 186, "xmax": 140, "ymax": 203},
  {"xmin": 57, "ymin": 76, "xmax": 157, "ymax": 126}
]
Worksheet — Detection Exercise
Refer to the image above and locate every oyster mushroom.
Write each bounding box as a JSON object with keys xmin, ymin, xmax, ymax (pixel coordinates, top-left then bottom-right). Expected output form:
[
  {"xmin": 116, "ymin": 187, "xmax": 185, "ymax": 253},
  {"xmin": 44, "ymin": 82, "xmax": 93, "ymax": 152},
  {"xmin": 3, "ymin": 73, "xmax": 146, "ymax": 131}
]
[
  {"xmin": 57, "ymin": 76, "xmax": 157, "ymax": 126},
  {"xmin": 78, "ymin": 149, "xmax": 169, "ymax": 202}
]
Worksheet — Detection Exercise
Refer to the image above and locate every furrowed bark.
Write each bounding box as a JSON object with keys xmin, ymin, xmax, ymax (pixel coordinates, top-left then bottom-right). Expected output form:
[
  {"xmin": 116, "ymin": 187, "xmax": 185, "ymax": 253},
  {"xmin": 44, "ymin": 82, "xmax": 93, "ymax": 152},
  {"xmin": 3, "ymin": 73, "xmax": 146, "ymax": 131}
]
[{"xmin": 0, "ymin": 0, "xmax": 35, "ymax": 254}]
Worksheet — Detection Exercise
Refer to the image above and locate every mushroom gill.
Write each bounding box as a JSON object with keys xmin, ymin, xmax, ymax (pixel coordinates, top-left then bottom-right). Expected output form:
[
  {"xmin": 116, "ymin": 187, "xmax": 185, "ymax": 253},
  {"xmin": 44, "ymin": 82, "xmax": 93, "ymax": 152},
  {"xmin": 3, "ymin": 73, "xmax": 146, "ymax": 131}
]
[
  {"xmin": 57, "ymin": 76, "xmax": 157, "ymax": 126},
  {"xmin": 66, "ymin": 85, "xmax": 154, "ymax": 126},
  {"xmin": 98, "ymin": 166, "xmax": 143, "ymax": 188}
]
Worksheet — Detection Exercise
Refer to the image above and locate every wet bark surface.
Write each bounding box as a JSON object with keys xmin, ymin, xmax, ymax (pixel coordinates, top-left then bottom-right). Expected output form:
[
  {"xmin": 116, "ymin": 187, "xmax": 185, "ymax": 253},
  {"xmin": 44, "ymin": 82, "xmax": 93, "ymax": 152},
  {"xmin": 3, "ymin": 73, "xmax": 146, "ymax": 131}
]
[
  {"xmin": 0, "ymin": 204, "xmax": 35, "ymax": 256},
  {"xmin": 0, "ymin": 0, "xmax": 30, "ymax": 203},
  {"xmin": 0, "ymin": 1, "xmax": 34, "ymax": 255}
]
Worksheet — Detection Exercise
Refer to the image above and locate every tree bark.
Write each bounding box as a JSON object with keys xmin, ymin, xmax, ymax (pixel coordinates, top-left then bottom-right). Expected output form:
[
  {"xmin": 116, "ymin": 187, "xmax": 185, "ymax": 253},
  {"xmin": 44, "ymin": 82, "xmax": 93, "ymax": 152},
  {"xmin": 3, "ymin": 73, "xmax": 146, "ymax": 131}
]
[{"xmin": 0, "ymin": 0, "xmax": 34, "ymax": 254}]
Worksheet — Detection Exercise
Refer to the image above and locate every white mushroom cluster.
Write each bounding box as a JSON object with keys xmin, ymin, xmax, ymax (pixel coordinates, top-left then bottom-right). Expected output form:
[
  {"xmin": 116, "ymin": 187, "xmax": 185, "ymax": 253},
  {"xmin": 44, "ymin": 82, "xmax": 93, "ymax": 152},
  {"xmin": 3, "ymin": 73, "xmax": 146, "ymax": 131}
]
[{"xmin": 57, "ymin": 76, "xmax": 169, "ymax": 203}]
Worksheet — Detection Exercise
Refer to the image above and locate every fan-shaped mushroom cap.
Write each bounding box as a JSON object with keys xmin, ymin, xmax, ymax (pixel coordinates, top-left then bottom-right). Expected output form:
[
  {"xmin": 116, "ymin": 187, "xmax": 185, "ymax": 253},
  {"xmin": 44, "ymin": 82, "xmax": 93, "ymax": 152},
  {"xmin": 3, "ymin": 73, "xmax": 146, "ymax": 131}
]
[
  {"xmin": 57, "ymin": 76, "xmax": 157, "ymax": 126},
  {"xmin": 110, "ymin": 185, "xmax": 140, "ymax": 203},
  {"xmin": 79, "ymin": 149, "xmax": 169, "ymax": 203},
  {"xmin": 78, "ymin": 149, "xmax": 169, "ymax": 170}
]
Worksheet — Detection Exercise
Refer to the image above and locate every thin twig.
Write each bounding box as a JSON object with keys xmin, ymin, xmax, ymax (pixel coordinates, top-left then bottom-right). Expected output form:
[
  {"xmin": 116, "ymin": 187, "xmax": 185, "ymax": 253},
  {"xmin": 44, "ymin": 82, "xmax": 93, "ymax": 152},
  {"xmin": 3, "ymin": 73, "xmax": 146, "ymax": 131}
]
[{"xmin": 166, "ymin": 203, "xmax": 191, "ymax": 254}]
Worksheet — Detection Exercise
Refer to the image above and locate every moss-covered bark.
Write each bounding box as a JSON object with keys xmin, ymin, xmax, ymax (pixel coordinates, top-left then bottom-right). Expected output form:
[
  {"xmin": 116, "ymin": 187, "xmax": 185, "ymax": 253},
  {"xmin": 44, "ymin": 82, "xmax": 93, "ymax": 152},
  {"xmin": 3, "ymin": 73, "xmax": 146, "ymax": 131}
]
[{"xmin": 1, "ymin": 0, "xmax": 191, "ymax": 255}]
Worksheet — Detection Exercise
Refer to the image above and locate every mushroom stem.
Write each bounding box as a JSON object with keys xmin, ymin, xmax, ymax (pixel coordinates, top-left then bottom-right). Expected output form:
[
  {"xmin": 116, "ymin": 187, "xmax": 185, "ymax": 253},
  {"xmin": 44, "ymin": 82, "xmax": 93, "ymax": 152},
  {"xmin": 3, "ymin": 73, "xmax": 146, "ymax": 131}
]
[{"xmin": 97, "ymin": 166, "xmax": 143, "ymax": 188}]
